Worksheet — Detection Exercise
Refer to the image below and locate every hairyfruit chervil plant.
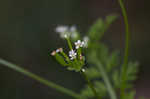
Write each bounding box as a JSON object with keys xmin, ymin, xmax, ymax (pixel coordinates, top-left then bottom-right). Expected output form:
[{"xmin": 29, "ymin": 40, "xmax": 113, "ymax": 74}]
[{"xmin": 0, "ymin": 0, "xmax": 148, "ymax": 99}]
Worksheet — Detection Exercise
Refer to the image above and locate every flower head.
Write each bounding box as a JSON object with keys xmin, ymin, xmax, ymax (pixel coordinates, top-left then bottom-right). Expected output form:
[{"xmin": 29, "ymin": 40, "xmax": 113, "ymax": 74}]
[
  {"xmin": 55, "ymin": 25, "xmax": 70, "ymax": 38},
  {"xmin": 69, "ymin": 50, "xmax": 77, "ymax": 60},
  {"xmin": 74, "ymin": 40, "xmax": 85, "ymax": 49}
]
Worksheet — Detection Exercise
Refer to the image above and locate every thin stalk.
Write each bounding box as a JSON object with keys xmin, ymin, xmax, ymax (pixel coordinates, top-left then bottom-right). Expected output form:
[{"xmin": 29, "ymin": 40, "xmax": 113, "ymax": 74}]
[
  {"xmin": 96, "ymin": 62, "xmax": 117, "ymax": 99},
  {"xmin": 66, "ymin": 37, "xmax": 73, "ymax": 50},
  {"xmin": 118, "ymin": 0, "xmax": 130, "ymax": 98},
  {"xmin": 80, "ymin": 70, "xmax": 101, "ymax": 99},
  {"xmin": 0, "ymin": 58, "xmax": 81, "ymax": 99}
]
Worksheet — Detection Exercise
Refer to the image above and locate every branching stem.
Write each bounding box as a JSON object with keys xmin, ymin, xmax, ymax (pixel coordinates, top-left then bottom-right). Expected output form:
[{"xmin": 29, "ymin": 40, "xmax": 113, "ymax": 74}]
[{"xmin": 80, "ymin": 70, "xmax": 101, "ymax": 99}]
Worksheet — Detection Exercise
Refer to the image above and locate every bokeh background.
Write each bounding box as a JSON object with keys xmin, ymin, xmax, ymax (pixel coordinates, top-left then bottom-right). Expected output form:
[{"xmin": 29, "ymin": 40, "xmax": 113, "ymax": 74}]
[{"xmin": 0, "ymin": 0, "xmax": 150, "ymax": 99}]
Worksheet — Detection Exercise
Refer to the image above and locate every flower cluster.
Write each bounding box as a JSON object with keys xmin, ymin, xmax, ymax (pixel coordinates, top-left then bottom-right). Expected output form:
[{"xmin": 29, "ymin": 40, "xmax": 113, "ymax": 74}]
[
  {"xmin": 51, "ymin": 26, "xmax": 90, "ymax": 71},
  {"xmin": 51, "ymin": 40, "xmax": 85, "ymax": 60}
]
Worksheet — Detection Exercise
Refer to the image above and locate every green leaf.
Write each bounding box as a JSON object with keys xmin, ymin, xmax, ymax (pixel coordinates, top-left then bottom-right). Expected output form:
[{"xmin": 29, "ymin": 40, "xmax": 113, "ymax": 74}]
[
  {"xmin": 67, "ymin": 59, "xmax": 84, "ymax": 72},
  {"xmin": 88, "ymin": 18, "xmax": 105, "ymax": 41},
  {"xmin": 55, "ymin": 53, "xmax": 68, "ymax": 66},
  {"xmin": 97, "ymin": 43, "xmax": 109, "ymax": 64},
  {"xmin": 88, "ymin": 14, "xmax": 117, "ymax": 42},
  {"xmin": 80, "ymin": 81, "xmax": 107, "ymax": 98},
  {"xmin": 125, "ymin": 91, "xmax": 136, "ymax": 99},
  {"xmin": 80, "ymin": 85, "xmax": 94, "ymax": 98},
  {"xmin": 105, "ymin": 14, "xmax": 118, "ymax": 27},
  {"xmin": 85, "ymin": 67, "xmax": 101, "ymax": 80},
  {"xmin": 126, "ymin": 62, "xmax": 139, "ymax": 81},
  {"xmin": 94, "ymin": 81, "xmax": 107, "ymax": 97},
  {"xmin": 122, "ymin": 61, "xmax": 139, "ymax": 89},
  {"xmin": 106, "ymin": 51, "xmax": 119, "ymax": 72},
  {"xmin": 112, "ymin": 70, "xmax": 120, "ymax": 89}
]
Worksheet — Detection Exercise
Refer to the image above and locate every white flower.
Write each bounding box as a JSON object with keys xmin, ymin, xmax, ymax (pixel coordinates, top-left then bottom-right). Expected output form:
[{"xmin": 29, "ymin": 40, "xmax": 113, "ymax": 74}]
[
  {"xmin": 74, "ymin": 40, "xmax": 85, "ymax": 49},
  {"xmin": 83, "ymin": 36, "xmax": 89, "ymax": 47},
  {"xmin": 55, "ymin": 25, "xmax": 70, "ymax": 38},
  {"xmin": 69, "ymin": 50, "xmax": 77, "ymax": 60},
  {"xmin": 56, "ymin": 49, "xmax": 60, "ymax": 53},
  {"xmin": 81, "ymin": 68, "xmax": 85, "ymax": 72},
  {"xmin": 55, "ymin": 25, "xmax": 78, "ymax": 39},
  {"xmin": 55, "ymin": 26, "xmax": 68, "ymax": 33}
]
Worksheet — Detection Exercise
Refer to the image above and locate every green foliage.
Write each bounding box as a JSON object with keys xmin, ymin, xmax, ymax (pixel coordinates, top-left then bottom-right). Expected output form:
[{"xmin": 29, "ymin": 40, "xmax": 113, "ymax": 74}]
[
  {"xmin": 105, "ymin": 14, "xmax": 118, "ymax": 26},
  {"xmin": 0, "ymin": 0, "xmax": 143, "ymax": 98},
  {"xmin": 112, "ymin": 70, "xmax": 120, "ymax": 89},
  {"xmin": 124, "ymin": 62, "xmax": 139, "ymax": 89},
  {"xmin": 79, "ymin": 14, "xmax": 139, "ymax": 99},
  {"xmin": 88, "ymin": 18, "xmax": 105, "ymax": 41},
  {"xmin": 88, "ymin": 14, "xmax": 117, "ymax": 41},
  {"xmin": 80, "ymin": 81, "xmax": 107, "ymax": 99},
  {"xmin": 80, "ymin": 14, "xmax": 118, "ymax": 99},
  {"xmin": 84, "ymin": 67, "xmax": 101, "ymax": 80},
  {"xmin": 112, "ymin": 61, "xmax": 139, "ymax": 90}
]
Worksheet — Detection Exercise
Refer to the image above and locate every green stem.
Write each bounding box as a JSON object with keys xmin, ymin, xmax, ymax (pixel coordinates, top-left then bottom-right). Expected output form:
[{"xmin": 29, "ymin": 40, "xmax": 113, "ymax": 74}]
[
  {"xmin": 118, "ymin": 0, "xmax": 130, "ymax": 98},
  {"xmin": 66, "ymin": 37, "xmax": 73, "ymax": 50},
  {"xmin": 96, "ymin": 62, "xmax": 117, "ymax": 99},
  {"xmin": 80, "ymin": 70, "xmax": 101, "ymax": 99},
  {"xmin": 0, "ymin": 58, "xmax": 81, "ymax": 99}
]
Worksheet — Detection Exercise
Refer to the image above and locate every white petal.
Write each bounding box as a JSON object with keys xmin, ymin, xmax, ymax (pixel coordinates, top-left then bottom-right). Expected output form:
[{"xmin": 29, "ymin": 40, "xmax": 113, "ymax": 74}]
[
  {"xmin": 77, "ymin": 40, "xmax": 81, "ymax": 43},
  {"xmin": 56, "ymin": 49, "xmax": 60, "ymax": 53}
]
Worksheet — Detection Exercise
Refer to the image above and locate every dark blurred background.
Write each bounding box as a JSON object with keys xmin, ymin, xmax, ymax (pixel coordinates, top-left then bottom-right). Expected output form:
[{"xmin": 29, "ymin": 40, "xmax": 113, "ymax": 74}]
[{"xmin": 0, "ymin": 0, "xmax": 150, "ymax": 99}]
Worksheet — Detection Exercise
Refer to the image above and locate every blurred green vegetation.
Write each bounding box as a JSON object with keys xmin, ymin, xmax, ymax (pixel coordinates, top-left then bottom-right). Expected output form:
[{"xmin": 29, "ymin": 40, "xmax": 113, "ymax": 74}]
[{"xmin": 0, "ymin": 0, "xmax": 150, "ymax": 99}]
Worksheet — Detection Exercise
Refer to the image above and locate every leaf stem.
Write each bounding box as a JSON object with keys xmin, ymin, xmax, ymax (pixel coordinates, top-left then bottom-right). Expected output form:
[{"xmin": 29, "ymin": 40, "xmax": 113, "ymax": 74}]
[
  {"xmin": 0, "ymin": 58, "xmax": 81, "ymax": 99},
  {"xmin": 118, "ymin": 0, "xmax": 130, "ymax": 98},
  {"xmin": 80, "ymin": 70, "xmax": 101, "ymax": 99},
  {"xmin": 96, "ymin": 62, "xmax": 117, "ymax": 99}
]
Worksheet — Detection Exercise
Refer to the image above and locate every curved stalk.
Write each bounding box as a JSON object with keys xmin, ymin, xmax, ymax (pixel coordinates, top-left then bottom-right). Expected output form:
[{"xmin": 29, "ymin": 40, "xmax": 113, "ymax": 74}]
[
  {"xmin": 66, "ymin": 37, "xmax": 73, "ymax": 50},
  {"xmin": 0, "ymin": 58, "xmax": 81, "ymax": 99},
  {"xmin": 118, "ymin": 0, "xmax": 130, "ymax": 98}
]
